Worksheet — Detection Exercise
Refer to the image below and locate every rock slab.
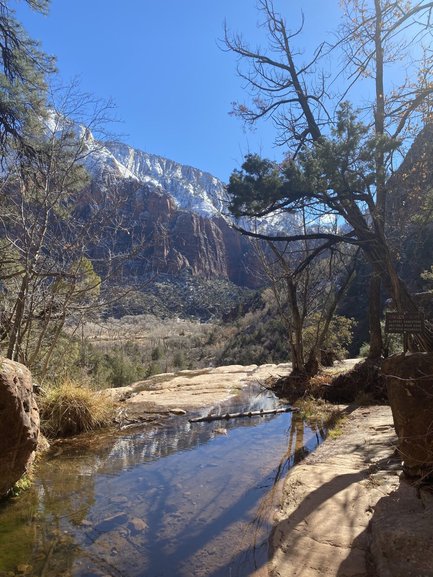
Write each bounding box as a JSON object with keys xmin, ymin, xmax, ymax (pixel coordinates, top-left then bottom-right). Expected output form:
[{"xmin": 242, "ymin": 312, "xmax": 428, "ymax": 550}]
[
  {"xmin": 269, "ymin": 406, "xmax": 400, "ymax": 577},
  {"xmin": 371, "ymin": 480, "xmax": 433, "ymax": 577},
  {"xmin": 0, "ymin": 358, "xmax": 40, "ymax": 497}
]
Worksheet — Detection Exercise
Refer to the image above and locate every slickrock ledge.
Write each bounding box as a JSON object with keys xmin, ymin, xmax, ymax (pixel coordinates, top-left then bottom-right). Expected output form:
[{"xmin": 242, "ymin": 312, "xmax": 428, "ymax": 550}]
[{"xmin": 269, "ymin": 406, "xmax": 433, "ymax": 577}]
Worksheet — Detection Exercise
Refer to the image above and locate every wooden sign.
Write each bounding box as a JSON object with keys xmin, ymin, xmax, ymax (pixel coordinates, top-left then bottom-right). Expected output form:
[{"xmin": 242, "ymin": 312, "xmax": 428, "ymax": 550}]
[{"xmin": 385, "ymin": 312, "xmax": 425, "ymax": 335}]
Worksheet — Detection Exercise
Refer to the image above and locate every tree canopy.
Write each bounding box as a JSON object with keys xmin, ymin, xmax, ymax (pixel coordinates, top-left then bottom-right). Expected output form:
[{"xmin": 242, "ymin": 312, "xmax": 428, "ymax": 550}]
[
  {"xmin": 0, "ymin": 0, "xmax": 54, "ymax": 154},
  {"xmin": 225, "ymin": 0, "xmax": 433, "ymax": 354}
]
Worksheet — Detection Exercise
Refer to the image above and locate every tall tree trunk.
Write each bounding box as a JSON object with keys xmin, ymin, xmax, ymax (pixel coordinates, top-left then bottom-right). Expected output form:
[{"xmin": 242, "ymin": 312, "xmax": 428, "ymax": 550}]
[
  {"xmin": 287, "ymin": 277, "xmax": 306, "ymax": 375},
  {"xmin": 368, "ymin": 272, "xmax": 383, "ymax": 358},
  {"xmin": 7, "ymin": 273, "xmax": 29, "ymax": 362}
]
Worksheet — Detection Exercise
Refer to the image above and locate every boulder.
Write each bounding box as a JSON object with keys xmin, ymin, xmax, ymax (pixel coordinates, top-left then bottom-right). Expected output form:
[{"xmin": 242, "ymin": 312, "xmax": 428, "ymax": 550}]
[
  {"xmin": 382, "ymin": 352, "xmax": 433, "ymax": 478},
  {"xmin": 0, "ymin": 358, "xmax": 40, "ymax": 497}
]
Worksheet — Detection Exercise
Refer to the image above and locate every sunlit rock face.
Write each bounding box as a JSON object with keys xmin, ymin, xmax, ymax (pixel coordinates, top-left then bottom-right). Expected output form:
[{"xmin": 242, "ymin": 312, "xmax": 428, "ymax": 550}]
[
  {"xmin": 83, "ymin": 140, "xmax": 264, "ymax": 288},
  {"xmin": 0, "ymin": 358, "xmax": 39, "ymax": 497}
]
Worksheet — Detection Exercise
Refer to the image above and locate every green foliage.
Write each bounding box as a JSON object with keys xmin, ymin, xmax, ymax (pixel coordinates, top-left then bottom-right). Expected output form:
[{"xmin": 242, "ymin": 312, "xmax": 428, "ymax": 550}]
[
  {"xmin": 303, "ymin": 314, "xmax": 355, "ymax": 361},
  {"xmin": 226, "ymin": 104, "xmax": 398, "ymax": 221},
  {"xmin": 421, "ymin": 265, "xmax": 433, "ymax": 285},
  {"xmin": 359, "ymin": 321, "xmax": 403, "ymax": 357},
  {"xmin": 359, "ymin": 342, "xmax": 370, "ymax": 358},
  {"xmin": 54, "ymin": 257, "xmax": 101, "ymax": 304},
  {"xmin": 151, "ymin": 346, "xmax": 162, "ymax": 361},
  {"xmin": 147, "ymin": 362, "xmax": 162, "ymax": 376},
  {"xmin": 104, "ymin": 350, "xmax": 146, "ymax": 387},
  {"xmin": 173, "ymin": 350, "xmax": 186, "ymax": 369},
  {"xmin": 0, "ymin": 0, "xmax": 55, "ymax": 153},
  {"xmin": 8, "ymin": 473, "xmax": 32, "ymax": 497},
  {"xmin": 216, "ymin": 304, "xmax": 291, "ymax": 366},
  {"xmin": 82, "ymin": 342, "xmax": 148, "ymax": 388},
  {"xmin": 228, "ymin": 153, "xmax": 308, "ymax": 217}
]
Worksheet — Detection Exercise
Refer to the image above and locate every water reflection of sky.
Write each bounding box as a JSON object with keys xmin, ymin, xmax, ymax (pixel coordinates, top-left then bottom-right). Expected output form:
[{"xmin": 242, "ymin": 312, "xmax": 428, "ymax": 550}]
[{"xmin": 0, "ymin": 386, "xmax": 325, "ymax": 577}]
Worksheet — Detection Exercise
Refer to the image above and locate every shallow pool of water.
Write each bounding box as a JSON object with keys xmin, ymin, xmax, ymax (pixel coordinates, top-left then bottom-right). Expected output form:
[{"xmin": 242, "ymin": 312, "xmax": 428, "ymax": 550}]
[{"xmin": 0, "ymin": 385, "xmax": 324, "ymax": 577}]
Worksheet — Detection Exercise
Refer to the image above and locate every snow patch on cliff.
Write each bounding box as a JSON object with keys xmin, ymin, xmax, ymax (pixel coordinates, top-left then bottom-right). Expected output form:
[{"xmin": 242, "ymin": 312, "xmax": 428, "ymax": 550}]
[{"xmin": 102, "ymin": 141, "xmax": 229, "ymax": 219}]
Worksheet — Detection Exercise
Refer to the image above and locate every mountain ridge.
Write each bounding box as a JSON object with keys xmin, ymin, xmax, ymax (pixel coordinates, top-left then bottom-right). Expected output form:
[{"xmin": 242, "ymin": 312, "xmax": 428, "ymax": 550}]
[{"xmin": 81, "ymin": 135, "xmax": 263, "ymax": 288}]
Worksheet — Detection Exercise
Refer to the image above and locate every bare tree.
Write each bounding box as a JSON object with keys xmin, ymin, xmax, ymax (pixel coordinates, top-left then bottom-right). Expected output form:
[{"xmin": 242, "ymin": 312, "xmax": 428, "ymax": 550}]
[
  {"xmin": 244, "ymin": 206, "xmax": 358, "ymax": 376},
  {"xmin": 225, "ymin": 0, "xmax": 433, "ymax": 354},
  {"xmin": 0, "ymin": 86, "xmax": 145, "ymax": 379}
]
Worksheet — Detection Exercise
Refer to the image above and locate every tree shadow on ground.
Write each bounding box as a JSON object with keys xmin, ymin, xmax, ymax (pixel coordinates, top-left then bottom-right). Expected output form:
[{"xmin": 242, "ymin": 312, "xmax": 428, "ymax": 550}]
[{"xmin": 338, "ymin": 478, "xmax": 433, "ymax": 577}]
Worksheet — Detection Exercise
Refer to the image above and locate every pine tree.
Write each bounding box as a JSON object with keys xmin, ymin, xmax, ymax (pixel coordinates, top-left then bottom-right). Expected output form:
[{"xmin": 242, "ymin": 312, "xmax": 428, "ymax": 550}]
[{"xmin": 0, "ymin": 0, "xmax": 55, "ymax": 154}]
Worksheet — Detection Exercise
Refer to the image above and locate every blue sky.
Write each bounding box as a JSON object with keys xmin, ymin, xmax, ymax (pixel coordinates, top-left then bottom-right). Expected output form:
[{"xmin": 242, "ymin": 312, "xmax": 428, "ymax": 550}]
[{"xmin": 15, "ymin": 0, "xmax": 341, "ymax": 182}]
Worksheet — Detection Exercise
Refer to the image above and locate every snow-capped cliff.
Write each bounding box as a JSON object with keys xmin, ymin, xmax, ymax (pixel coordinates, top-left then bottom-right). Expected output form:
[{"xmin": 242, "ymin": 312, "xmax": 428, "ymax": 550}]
[{"xmin": 87, "ymin": 140, "xmax": 229, "ymax": 219}]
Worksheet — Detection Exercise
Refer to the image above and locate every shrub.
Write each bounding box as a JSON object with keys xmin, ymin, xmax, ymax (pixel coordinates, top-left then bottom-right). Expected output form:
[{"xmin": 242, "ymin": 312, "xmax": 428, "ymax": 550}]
[
  {"xmin": 359, "ymin": 342, "xmax": 370, "ymax": 357},
  {"xmin": 40, "ymin": 381, "xmax": 114, "ymax": 438},
  {"xmin": 151, "ymin": 346, "xmax": 162, "ymax": 361},
  {"xmin": 105, "ymin": 351, "xmax": 146, "ymax": 387}
]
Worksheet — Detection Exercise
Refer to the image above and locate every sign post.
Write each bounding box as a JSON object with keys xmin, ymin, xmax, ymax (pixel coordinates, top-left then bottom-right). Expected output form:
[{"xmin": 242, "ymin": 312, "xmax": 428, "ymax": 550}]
[{"xmin": 385, "ymin": 312, "xmax": 425, "ymax": 353}]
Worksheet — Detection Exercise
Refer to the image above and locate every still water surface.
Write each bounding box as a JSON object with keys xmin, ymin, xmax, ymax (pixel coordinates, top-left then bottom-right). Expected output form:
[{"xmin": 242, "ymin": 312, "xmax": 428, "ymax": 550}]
[{"xmin": 0, "ymin": 385, "xmax": 324, "ymax": 577}]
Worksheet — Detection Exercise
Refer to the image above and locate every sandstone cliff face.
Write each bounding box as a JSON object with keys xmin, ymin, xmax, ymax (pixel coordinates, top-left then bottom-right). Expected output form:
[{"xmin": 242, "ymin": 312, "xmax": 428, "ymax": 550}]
[
  {"xmin": 79, "ymin": 137, "xmax": 265, "ymax": 289},
  {"xmin": 89, "ymin": 180, "xmax": 262, "ymax": 288},
  {"xmin": 387, "ymin": 123, "xmax": 433, "ymax": 235},
  {"xmin": 385, "ymin": 123, "xmax": 433, "ymax": 291},
  {"xmin": 0, "ymin": 358, "xmax": 40, "ymax": 497}
]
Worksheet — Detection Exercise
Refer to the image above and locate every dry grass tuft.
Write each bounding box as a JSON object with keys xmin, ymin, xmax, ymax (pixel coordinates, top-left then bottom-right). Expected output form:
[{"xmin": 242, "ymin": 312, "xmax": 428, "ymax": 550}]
[{"xmin": 40, "ymin": 380, "xmax": 114, "ymax": 438}]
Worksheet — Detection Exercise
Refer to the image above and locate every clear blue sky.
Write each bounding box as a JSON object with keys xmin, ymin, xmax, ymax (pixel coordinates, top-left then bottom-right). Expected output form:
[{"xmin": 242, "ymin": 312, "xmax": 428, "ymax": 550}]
[{"xmin": 15, "ymin": 0, "xmax": 341, "ymax": 182}]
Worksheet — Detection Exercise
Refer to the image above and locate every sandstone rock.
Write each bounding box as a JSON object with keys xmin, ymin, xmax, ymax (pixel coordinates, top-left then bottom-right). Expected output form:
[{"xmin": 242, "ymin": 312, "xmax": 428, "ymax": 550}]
[
  {"xmin": 169, "ymin": 408, "xmax": 187, "ymax": 415},
  {"xmin": 129, "ymin": 517, "xmax": 148, "ymax": 533},
  {"xmin": 371, "ymin": 480, "xmax": 433, "ymax": 577},
  {"xmin": 269, "ymin": 406, "xmax": 399, "ymax": 577},
  {"xmin": 94, "ymin": 512, "xmax": 128, "ymax": 533},
  {"xmin": 93, "ymin": 181, "xmax": 262, "ymax": 289},
  {"xmin": 382, "ymin": 352, "xmax": 433, "ymax": 478},
  {"xmin": 0, "ymin": 358, "xmax": 40, "ymax": 497}
]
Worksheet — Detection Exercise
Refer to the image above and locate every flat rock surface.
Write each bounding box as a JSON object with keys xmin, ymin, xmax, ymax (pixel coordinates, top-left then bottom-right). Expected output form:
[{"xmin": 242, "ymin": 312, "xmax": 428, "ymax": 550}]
[
  {"xmin": 370, "ymin": 478, "xmax": 433, "ymax": 577},
  {"xmin": 101, "ymin": 360, "xmax": 359, "ymax": 420},
  {"xmin": 102, "ymin": 362, "xmax": 294, "ymax": 417},
  {"xmin": 269, "ymin": 406, "xmax": 402, "ymax": 577}
]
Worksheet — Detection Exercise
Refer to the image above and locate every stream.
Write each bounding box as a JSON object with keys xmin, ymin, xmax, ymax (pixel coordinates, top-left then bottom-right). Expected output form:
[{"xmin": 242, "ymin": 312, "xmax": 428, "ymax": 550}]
[{"xmin": 0, "ymin": 384, "xmax": 325, "ymax": 577}]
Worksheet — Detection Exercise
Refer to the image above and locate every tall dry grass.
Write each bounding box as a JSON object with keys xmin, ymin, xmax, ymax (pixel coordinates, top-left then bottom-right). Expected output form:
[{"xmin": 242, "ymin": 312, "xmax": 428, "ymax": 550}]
[{"xmin": 40, "ymin": 380, "xmax": 114, "ymax": 438}]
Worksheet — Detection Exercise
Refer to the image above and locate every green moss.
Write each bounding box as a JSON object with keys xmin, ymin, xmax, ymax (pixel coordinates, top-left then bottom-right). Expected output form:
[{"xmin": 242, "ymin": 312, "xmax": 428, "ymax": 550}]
[{"xmin": 8, "ymin": 474, "xmax": 32, "ymax": 497}]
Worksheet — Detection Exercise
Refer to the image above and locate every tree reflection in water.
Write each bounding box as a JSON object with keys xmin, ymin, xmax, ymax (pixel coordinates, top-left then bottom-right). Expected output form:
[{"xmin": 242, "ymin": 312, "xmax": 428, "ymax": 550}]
[{"xmin": 0, "ymin": 386, "xmax": 325, "ymax": 577}]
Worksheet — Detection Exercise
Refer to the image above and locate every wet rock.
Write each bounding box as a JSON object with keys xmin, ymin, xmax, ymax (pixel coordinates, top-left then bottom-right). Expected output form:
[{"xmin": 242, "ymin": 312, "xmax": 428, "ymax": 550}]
[
  {"xmin": 129, "ymin": 517, "xmax": 148, "ymax": 533},
  {"xmin": 16, "ymin": 565, "xmax": 32, "ymax": 575},
  {"xmin": 0, "ymin": 358, "xmax": 40, "ymax": 497},
  {"xmin": 110, "ymin": 495, "xmax": 128, "ymax": 504},
  {"xmin": 94, "ymin": 512, "xmax": 128, "ymax": 533},
  {"xmin": 170, "ymin": 408, "xmax": 187, "ymax": 415},
  {"xmin": 79, "ymin": 519, "xmax": 93, "ymax": 527}
]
